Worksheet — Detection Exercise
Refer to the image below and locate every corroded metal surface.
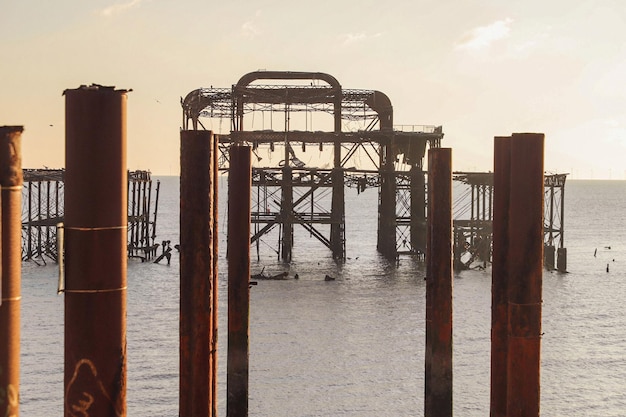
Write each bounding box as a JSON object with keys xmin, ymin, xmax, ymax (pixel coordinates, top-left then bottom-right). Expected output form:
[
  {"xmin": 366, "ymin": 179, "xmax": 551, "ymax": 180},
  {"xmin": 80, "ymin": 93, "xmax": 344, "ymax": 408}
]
[
  {"xmin": 63, "ymin": 85, "xmax": 128, "ymax": 417},
  {"xmin": 425, "ymin": 147, "xmax": 453, "ymax": 417},
  {"xmin": 506, "ymin": 133, "xmax": 544, "ymax": 417},
  {"xmin": 491, "ymin": 136, "xmax": 511, "ymax": 417},
  {"xmin": 179, "ymin": 130, "xmax": 216, "ymax": 417},
  {"xmin": 0, "ymin": 126, "xmax": 23, "ymax": 417},
  {"xmin": 227, "ymin": 145, "xmax": 252, "ymax": 417}
]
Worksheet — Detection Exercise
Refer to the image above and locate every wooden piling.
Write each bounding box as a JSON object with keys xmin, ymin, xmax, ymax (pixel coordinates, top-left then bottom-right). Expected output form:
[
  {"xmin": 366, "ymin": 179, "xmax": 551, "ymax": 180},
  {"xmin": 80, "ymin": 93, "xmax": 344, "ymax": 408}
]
[
  {"xmin": 425, "ymin": 147, "xmax": 453, "ymax": 417},
  {"xmin": 227, "ymin": 145, "xmax": 252, "ymax": 417},
  {"xmin": 63, "ymin": 86, "xmax": 128, "ymax": 416},
  {"xmin": 0, "ymin": 126, "xmax": 23, "ymax": 417},
  {"xmin": 490, "ymin": 136, "xmax": 511, "ymax": 417},
  {"xmin": 179, "ymin": 130, "xmax": 216, "ymax": 417},
  {"xmin": 506, "ymin": 133, "xmax": 544, "ymax": 417}
]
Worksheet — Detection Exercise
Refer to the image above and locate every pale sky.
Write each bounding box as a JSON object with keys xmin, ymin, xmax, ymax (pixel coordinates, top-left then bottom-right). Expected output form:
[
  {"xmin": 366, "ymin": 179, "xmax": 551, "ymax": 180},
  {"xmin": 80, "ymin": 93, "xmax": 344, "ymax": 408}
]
[{"xmin": 2, "ymin": 0, "xmax": 625, "ymax": 178}]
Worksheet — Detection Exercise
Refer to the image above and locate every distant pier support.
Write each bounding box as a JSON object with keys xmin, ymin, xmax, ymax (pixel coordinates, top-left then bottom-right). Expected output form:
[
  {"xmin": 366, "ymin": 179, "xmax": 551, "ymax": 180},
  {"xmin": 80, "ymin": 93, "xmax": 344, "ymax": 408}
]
[
  {"xmin": 377, "ymin": 143, "xmax": 396, "ymax": 259},
  {"xmin": 544, "ymin": 173, "xmax": 567, "ymax": 272},
  {"xmin": 330, "ymin": 167, "xmax": 345, "ymax": 260},
  {"xmin": 410, "ymin": 165, "xmax": 427, "ymax": 255},
  {"xmin": 280, "ymin": 165, "xmax": 293, "ymax": 262},
  {"xmin": 20, "ymin": 169, "xmax": 160, "ymax": 262}
]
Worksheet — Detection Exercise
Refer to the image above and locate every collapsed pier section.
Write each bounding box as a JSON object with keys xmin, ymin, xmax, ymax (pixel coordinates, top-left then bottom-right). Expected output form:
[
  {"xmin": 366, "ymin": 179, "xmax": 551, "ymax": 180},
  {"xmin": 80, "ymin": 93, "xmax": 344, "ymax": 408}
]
[
  {"xmin": 21, "ymin": 169, "xmax": 161, "ymax": 262},
  {"xmin": 453, "ymin": 172, "xmax": 567, "ymax": 271}
]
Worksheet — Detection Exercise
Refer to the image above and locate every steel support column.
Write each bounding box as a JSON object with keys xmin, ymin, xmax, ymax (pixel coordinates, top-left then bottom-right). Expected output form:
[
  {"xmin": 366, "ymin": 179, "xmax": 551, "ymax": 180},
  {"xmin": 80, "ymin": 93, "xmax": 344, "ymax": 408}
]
[
  {"xmin": 0, "ymin": 126, "xmax": 23, "ymax": 417},
  {"xmin": 491, "ymin": 136, "xmax": 511, "ymax": 417},
  {"xmin": 424, "ymin": 148, "xmax": 453, "ymax": 417},
  {"xmin": 179, "ymin": 130, "xmax": 216, "ymax": 417},
  {"xmin": 227, "ymin": 145, "xmax": 252, "ymax": 417},
  {"xmin": 506, "ymin": 133, "xmax": 544, "ymax": 417},
  {"xmin": 63, "ymin": 86, "xmax": 128, "ymax": 417}
]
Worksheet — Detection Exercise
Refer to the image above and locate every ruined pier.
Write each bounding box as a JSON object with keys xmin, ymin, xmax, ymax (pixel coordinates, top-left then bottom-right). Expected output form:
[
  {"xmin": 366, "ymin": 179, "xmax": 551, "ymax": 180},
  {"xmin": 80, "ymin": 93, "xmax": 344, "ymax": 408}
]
[
  {"xmin": 21, "ymin": 168, "xmax": 160, "ymax": 262},
  {"xmin": 182, "ymin": 71, "xmax": 567, "ymax": 270}
]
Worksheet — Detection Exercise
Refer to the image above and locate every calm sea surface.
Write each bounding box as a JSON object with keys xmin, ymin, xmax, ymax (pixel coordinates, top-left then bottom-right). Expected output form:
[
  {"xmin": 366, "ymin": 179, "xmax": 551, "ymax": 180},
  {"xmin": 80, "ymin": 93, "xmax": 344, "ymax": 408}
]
[{"xmin": 18, "ymin": 178, "xmax": 626, "ymax": 416}]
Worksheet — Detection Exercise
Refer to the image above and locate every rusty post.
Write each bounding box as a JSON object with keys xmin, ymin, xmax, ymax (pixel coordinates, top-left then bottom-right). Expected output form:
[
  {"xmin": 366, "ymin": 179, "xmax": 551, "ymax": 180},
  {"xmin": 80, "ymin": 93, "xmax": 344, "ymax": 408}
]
[
  {"xmin": 211, "ymin": 132, "xmax": 219, "ymax": 417},
  {"xmin": 179, "ymin": 130, "xmax": 216, "ymax": 417},
  {"xmin": 490, "ymin": 136, "xmax": 511, "ymax": 417},
  {"xmin": 506, "ymin": 133, "xmax": 544, "ymax": 416},
  {"xmin": 227, "ymin": 145, "xmax": 251, "ymax": 417},
  {"xmin": 425, "ymin": 147, "xmax": 453, "ymax": 417},
  {"xmin": 0, "ymin": 126, "xmax": 23, "ymax": 417},
  {"xmin": 63, "ymin": 86, "xmax": 128, "ymax": 416}
]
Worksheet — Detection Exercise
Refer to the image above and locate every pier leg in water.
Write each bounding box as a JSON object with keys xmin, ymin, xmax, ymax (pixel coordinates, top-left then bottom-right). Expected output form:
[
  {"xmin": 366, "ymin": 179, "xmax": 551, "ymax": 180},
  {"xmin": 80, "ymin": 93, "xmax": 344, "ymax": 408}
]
[
  {"xmin": 491, "ymin": 136, "xmax": 511, "ymax": 417},
  {"xmin": 506, "ymin": 133, "xmax": 544, "ymax": 417},
  {"xmin": 0, "ymin": 126, "xmax": 23, "ymax": 417},
  {"xmin": 425, "ymin": 147, "xmax": 453, "ymax": 417},
  {"xmin": 227, "ymin": 145, "xmax": 252, "ymax": 417},
  {"xmin": 63, "ymin": 85, "xmax": 128, "ymax": 416},
  {"xmin": 179, "ymin": 130, "xmax": 217, "ymax": 416}
]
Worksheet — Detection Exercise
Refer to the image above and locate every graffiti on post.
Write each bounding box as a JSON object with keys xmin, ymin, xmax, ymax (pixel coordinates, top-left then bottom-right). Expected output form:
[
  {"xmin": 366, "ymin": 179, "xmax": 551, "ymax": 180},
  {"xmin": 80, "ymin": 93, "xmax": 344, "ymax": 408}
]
[{"xmin": 65, "ymin": 359, "xmax": 123, "ymax": 417}]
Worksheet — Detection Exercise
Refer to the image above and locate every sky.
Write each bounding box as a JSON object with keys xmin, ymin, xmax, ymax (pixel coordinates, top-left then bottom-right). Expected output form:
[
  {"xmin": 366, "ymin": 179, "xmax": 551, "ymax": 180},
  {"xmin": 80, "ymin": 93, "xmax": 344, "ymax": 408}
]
[{"xmin": 1, "ymin": 0, "xmax": 626, "ymax": 179}]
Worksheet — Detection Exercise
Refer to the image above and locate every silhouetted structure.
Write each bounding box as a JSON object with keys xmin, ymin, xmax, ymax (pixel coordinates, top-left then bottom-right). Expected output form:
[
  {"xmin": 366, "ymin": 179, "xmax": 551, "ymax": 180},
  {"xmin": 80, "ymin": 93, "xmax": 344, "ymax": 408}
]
[
  {"xmin": 182, "ymin": 71, "xmax": 567, "ymax": 269},
  {"xmin": 183, "ymin": 71, "xmax": 443, "ymax": 261},
  {"xmin": 21, "ymin": 169, "xmax": 160, "ymax": 262}
]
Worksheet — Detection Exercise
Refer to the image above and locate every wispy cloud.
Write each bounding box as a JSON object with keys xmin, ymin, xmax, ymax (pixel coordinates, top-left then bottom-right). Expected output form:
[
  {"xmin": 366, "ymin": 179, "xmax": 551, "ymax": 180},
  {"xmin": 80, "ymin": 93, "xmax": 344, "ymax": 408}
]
[
  {"xmin": 241, "ymin": 11, "xmax": 262, "ymax": 39},
  {"xmin": 340, "ymin": 32, "xmax": 382, "ymax": 47},
  {"xmin": 456, "ymin": 18, "xmax": 513, "ymax": 51},
  {"xmin": 99, "ymin": 0, "xmax": 144, "ymax": 17}
]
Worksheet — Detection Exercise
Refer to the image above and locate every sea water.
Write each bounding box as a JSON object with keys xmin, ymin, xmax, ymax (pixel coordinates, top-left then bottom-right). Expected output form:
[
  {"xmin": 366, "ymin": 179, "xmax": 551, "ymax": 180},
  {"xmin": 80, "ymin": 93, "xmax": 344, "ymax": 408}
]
[{"xmin": 18, "ymin": 178, "xmax": 626, "ymax": 416}]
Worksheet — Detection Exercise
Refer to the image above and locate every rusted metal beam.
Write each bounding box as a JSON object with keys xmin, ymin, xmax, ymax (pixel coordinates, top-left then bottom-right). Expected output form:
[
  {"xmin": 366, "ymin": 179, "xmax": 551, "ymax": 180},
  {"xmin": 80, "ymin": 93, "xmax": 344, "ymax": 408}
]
[
  {"xmin": 506, "ymin": 133, "xmax": 544, "ymax": 416},
  {"xmin": 490, "ymin": 136, "xmax": 511, "ymax": 417},
  {"xmin": 227, "ymin": 145, "xmax": 252, "ymax": 417},
  {"xmin": 425, "ymin": 147, "xmax": 453, "ymax": 417},
  {"xmin": 63, "ymin": 85, "xmax": 128, "ymax": 416},
  {"xmin": 179, "ymin": 130, "xmax": 216, "ymax": 417},
  {"xmin": 0, "ymin": 125, "xmax": 23, "ymax": 417}
]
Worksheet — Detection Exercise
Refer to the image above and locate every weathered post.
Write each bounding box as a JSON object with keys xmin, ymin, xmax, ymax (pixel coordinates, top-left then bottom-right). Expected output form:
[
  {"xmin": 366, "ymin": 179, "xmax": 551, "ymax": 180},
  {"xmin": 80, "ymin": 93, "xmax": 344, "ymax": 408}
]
[
  {"xmin": 64, "ymin": 85, "xmax": 128, "ymax": 416},
  {"xmin": 507, "ymin": 133, "xmax": 544, "ymax": 417},
  {"xmin": 490, "ymin": 136, "xmax": 511, "ymax": 417},
  {"xmin": 179, "ymin": 130, "xmax": 217, "ymax": 416},
  {"xmin": 211, "ymin": 132, "xmax": 220, "ymax": 417},
  {"xmin": 227, "ymin": 145, "xmax": 252, "ymax": 417},
  {"xmin": 0, "ymin": 126, "xmax": 23, "ymax": 417},
  {"xmin": 425, "ymin": 147, "xmax": 453, "ymax": 417}
]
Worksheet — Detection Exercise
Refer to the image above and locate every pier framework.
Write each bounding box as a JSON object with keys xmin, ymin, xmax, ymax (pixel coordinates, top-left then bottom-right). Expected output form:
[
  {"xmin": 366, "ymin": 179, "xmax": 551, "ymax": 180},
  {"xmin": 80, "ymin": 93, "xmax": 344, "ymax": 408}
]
[
  {"xmin": 21, "ymin": 169, "xmax": 160, "ymax": 262},
  {"xmin": 183, "ymin": 71, "xmax": 443, "ymax": 261},
  {"xmin": 452, "ymin": 172, "xmax": 567, "ymax": 271},
  {"xmin": 182, "ymin": 71, "xmax": 566, "ymax": 268}
]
